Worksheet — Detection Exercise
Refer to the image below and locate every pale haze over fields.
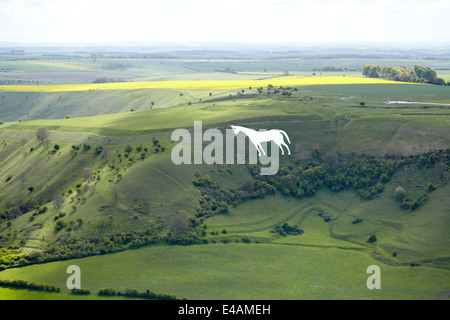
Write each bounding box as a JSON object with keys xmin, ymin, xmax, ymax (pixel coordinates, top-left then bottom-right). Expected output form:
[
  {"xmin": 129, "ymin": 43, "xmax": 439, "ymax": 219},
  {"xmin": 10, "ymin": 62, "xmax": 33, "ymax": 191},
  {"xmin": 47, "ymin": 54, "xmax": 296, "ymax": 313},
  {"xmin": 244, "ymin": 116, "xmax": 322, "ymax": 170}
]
[{"xmin": 0, "ymin": 0, "xmax": 449, "ymax": 44}]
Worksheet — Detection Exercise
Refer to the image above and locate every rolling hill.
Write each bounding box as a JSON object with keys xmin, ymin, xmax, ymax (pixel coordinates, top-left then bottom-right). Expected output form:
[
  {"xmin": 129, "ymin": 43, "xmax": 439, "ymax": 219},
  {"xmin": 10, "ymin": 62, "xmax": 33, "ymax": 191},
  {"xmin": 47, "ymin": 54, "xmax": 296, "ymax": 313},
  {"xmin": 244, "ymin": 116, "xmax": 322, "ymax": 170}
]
[{"xmin": 0, "ymin": 69, "xmax": 449, "ymax": 300}]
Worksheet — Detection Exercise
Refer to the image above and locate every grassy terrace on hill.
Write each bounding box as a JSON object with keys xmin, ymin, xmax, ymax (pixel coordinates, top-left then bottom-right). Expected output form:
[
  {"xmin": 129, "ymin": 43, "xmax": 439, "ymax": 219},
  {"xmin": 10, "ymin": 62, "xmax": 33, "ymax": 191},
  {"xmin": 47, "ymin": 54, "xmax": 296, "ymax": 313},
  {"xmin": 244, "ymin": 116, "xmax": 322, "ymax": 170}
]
[
  {"xmin": 0, "ymin": 88, "xmax": 195, "ymax": 122},
  {"xmin": 2, "ymin": 82, "xmax": 449, "ymax": 137}
]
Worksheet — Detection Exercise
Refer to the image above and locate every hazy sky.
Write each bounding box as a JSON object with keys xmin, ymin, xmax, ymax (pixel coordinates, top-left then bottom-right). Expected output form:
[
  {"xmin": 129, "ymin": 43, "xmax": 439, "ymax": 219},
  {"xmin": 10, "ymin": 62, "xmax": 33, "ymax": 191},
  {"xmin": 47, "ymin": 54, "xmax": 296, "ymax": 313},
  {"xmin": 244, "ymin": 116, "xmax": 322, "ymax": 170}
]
[{"xmin": 1, "ymin": 0, "xmax": 449, "ymax": 44}]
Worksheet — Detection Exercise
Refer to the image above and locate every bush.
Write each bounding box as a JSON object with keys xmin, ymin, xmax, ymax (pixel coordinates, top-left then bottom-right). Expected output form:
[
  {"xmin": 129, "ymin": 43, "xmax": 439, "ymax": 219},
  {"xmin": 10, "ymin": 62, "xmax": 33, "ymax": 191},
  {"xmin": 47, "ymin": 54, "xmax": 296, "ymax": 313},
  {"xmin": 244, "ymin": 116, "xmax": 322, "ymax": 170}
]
[
  {"xmin": 380, "ymin": 174, "xmax": 390, "ymax": 184},
  {"xmin": 394, "ymin": 186, "xmax": 406, "ymax": 201},
  {"xmin": 38, "ymin": 206, "xmax": 48, "ymax": 214},
  {"xmin": 367, "ymin": 234, "xmax": 377, "ymax": 243},
  {"xmin": 410, "ymin": 200, "xmax": 420, "ymax": 210},
  {"xmin": 426, "ymin": 182, "xmax": 436, "ymax": 192},
  {"xmin": 124, "ymin": 145, "xmax": 133, "ymax": 153},
  {"xmin": 71, "ymin": 288, "xmax": 90, "ymax": 295},
  {"xmin": 272, "ymin": 223, "xmax": 304, "ymax": 236},
  {"xmin": 98, "ymin": 288, "xmax": 117, "ymax": 296},
  {"xmin": 241, "ymin": 236, "xmax": 251, "ymax": 243},
  {"xmin": 318, "ymin": 211, "xmax": 332, "ymax": 222},
  {"xmin": 400, "ymin": 200, "xmax": 411, "ymax": 209},
  {"xmin": 55, "ymin": 220, "xmax": 67, "ymax": 230}
]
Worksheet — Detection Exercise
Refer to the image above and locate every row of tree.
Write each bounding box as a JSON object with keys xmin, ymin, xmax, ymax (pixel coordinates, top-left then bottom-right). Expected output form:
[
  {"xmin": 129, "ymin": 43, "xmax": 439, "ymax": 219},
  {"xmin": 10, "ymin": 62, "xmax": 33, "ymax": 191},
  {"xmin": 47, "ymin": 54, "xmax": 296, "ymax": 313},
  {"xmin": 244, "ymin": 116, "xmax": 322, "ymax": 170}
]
[
  {"xmin": 362, "ymin": 64, "xmax": 448, "ymax": 85},
  {"xmin": 92, "ymin": 77, "xmax": 127, "ymax": 83},
  {"xmin": 310, "ymin": 66, "xmax": 358, "ymax": 72},
  {"xmin": 0, "ymin": 279, "xmax": 182, "ymax": 300},
  {"xmin": 75, "ymin": 287, "xmax": 181, "ymax": 299},
  {"xmin": 0, "ymin": 279, "xmax": 59, "ymax": 292}
]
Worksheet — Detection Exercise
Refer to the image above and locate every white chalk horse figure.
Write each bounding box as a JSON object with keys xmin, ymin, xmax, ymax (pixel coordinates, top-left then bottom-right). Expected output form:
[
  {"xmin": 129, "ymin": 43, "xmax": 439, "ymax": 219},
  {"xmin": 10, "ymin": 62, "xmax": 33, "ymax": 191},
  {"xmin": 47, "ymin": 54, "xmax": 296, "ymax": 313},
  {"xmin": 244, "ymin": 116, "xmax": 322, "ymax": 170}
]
[{"xmin": 230, "ymin": 125, "xmax": 291, "ymax": 156}]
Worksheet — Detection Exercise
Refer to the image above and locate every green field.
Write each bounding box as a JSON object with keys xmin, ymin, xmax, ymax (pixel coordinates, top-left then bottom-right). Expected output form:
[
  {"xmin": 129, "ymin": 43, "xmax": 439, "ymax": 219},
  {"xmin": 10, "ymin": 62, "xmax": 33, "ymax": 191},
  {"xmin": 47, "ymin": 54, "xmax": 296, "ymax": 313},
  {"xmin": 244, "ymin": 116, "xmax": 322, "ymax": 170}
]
[
  {"xmin": 0, "ymin": 49, "xmax": 449, "ymax": 300},
  {"xmin": 1, "ymin": 243, "xmax": 449, "ymax": 300}
]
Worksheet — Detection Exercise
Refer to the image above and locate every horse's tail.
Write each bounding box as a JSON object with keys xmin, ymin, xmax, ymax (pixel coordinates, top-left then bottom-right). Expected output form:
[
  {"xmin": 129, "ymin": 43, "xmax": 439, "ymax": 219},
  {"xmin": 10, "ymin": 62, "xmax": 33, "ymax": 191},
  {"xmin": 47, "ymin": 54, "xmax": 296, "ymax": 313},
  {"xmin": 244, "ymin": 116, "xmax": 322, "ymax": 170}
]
[{"xmin": 279, "ymin": 130, "xmax": 291, "ymax": 144}]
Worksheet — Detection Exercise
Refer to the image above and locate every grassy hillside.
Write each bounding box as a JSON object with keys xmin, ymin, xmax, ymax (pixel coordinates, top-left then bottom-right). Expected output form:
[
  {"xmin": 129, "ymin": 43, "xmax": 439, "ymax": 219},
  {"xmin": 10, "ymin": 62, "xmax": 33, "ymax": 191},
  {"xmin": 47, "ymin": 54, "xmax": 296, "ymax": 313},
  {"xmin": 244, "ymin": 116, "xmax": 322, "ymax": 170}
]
[
  {"xmin": 0, "ymin": 76, "xmax": 449, "ymax": 300},
  {"xmin": 0, "ymin": 88, "xmax": 196, "ymax": 122}
]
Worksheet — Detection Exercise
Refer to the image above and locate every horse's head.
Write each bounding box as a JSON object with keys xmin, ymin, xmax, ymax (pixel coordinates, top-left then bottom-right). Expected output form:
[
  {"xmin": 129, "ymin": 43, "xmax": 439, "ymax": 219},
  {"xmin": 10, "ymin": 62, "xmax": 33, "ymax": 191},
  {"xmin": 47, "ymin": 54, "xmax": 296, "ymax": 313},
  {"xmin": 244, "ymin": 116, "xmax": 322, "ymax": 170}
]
[{"xmin": 230, "ymin": 125, "xmax": 240, "ymax": 135}]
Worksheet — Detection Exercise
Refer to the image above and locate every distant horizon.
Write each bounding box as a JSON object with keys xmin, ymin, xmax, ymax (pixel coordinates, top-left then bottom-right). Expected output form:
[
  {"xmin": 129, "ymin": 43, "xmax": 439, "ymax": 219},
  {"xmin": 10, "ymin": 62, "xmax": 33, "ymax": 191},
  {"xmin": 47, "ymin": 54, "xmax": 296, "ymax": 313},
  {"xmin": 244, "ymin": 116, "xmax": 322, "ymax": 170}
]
[{"xmin": 1, "ymin": 40, "xmax": 450, "ymax": 48}]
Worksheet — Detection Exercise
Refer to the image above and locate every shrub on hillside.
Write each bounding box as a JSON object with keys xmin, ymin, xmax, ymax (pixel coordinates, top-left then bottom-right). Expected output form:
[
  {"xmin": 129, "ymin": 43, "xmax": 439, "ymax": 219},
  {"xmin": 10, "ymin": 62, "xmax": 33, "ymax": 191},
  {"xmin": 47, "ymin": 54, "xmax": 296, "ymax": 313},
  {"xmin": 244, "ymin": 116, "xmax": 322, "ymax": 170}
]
[
  {"xmin": 367, "ymin": 234, "xmax": 377, "ymax": 243},
  {"xmin": 394, "ymin": 186, "xmax": 406, "ymax": 201},
  {"xmin": 71, "ymin": 288, "xmax": 90, "ymax": 295},
  {"xmin": 98, "ymin": 288, "xmax": 117, "ymax": 296}
]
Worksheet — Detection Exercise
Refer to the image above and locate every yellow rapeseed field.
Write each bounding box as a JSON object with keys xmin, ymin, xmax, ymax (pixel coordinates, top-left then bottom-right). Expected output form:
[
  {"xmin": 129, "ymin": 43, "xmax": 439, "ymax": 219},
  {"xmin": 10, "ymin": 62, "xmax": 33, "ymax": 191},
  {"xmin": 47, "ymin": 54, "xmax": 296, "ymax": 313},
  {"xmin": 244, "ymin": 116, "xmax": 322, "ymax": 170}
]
[{"xmin": 0, "ymin": 76, "xmax": 406, "ymax": 92}]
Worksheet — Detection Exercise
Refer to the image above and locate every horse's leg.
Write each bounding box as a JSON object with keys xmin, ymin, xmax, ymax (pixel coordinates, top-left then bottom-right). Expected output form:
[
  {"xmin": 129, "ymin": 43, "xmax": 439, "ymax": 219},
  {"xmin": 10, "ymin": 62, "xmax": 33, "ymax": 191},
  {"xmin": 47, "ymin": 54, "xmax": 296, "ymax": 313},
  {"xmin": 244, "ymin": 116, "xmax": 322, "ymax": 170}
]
[
  {"xmin": 248, "ymin": 138, "xmax": 261, "ymax": 156},
  {"xmin": 256, "ymin": 143, "xmax": 265, "ymax": 156},
  {"xmin": 250, "ymin": 138, "xmax": 264, "ymax": 156},
  {"xmin": 273, "ymin": 141, "xmax": 284, "ymax": 155},
  {"xmin": 281, "ymin": 141, "xmax": 291, "ymax": 155}
]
